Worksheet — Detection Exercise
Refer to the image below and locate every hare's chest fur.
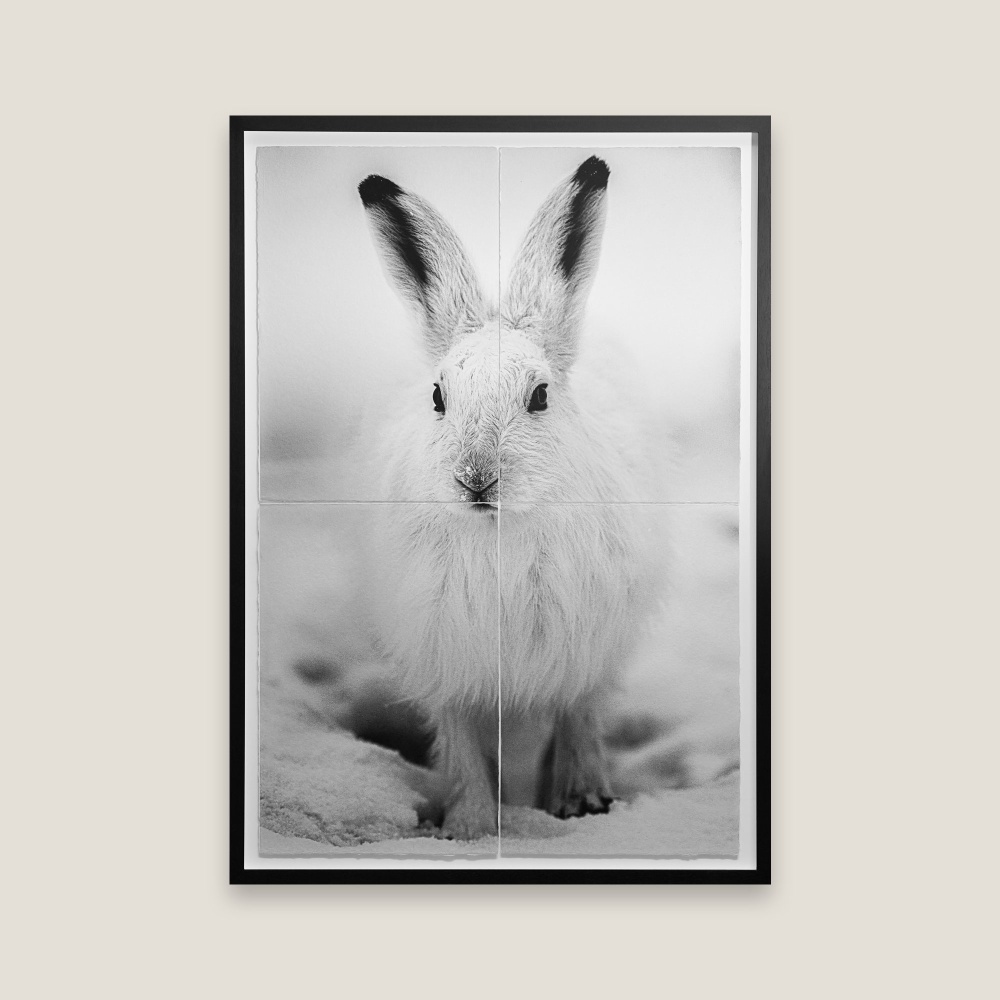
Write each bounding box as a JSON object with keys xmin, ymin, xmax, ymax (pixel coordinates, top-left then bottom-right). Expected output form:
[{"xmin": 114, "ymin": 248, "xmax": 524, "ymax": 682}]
[
  {"xmin": 499, "ymin": 507, "xmax": 642, "ymax": 707},
  {"xmin": 375, "ymin": 504, "xmax": 642, "ymax": 712}
]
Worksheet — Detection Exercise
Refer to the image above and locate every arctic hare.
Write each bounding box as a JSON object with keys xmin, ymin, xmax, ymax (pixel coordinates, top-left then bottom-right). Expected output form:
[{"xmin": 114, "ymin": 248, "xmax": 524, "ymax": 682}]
[{"xmin": 359, "ymin": 157, "xmax": 644, "ymax": 839}]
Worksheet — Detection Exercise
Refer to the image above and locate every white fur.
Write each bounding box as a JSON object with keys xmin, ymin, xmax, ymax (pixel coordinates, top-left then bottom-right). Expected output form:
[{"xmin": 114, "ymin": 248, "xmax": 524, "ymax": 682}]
[{"xmin": 360, "ymin": 160, "xmax": 649, "ymax": 831}]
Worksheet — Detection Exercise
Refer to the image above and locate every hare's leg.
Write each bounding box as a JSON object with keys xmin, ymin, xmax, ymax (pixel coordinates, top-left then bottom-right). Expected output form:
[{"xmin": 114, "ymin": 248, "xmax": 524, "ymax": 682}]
[
  {"xmin": 435, "ymin": 706, "xmax": 498, "ymax": 840},
  {"xmin": 538, "ymin": 695, "xmax": 614, "ymax": 819}
]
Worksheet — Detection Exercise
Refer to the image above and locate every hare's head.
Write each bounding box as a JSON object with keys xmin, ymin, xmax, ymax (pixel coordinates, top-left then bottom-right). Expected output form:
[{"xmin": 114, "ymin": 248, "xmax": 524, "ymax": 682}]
[{"xmin": 359, "ymin": 157, "xmax": 609, "ymax": 509}]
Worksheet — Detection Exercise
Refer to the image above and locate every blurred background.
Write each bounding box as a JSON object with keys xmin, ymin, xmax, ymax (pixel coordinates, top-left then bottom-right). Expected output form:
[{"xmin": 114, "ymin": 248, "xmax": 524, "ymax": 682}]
[
  {"xmin": 501, "ymin": 146, "xmax": 741, "ymax": 501},
  {"xmin": 258, "ymin": 145, "xmax": 741, "ymax": 501},
  {"xmin": 258, "ymin": 145, "xmax": 499, "ymax": 499}
]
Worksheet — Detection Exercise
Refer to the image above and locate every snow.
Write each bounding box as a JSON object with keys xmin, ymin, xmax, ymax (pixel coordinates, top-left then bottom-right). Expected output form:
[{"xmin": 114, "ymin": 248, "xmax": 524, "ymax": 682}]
[
  {"xmin": 258, "ymin": 500, "xmax": 740, "ymax": 860},
  {"xmin": 260, "ymin": 783, "xmax": 738, "ymax": 858}
]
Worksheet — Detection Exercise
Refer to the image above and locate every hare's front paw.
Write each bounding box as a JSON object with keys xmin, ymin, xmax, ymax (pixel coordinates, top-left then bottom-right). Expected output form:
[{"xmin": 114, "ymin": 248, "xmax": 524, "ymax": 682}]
[
  {"xmin": 548, "ymin": 787, "xmax": 615, "ymax": 820},
  {"xmin": 541, "ymin": 729, "xmax": 615, "ymax": 819},
  {"xmin": 441, "ymin": 797, "xmax": 497, "ymax": 841}
]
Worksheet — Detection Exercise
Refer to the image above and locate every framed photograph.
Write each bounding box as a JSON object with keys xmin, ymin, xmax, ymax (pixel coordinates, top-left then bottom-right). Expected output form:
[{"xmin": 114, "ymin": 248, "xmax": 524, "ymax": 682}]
[{"xmin": 231, "ymin": 116, "xmax": 770, "ymax": 884}]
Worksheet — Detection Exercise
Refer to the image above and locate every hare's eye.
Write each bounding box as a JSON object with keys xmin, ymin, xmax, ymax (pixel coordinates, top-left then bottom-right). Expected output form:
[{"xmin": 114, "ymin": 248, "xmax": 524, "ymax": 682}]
[
  {"xmin": 432, "ymin": 383, "xmax": 445, "ymax": 413},
  {"xmin": 527, "ymin": 383, "xmax": 548, "ymax": 413}
]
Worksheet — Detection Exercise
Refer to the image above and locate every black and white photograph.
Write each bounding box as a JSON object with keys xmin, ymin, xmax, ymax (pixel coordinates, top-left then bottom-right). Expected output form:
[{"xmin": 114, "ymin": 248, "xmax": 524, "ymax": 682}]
[
  {"xmin": 13, "ymin": 3, "xmax": 999, "ymax": 990},
  {"xmin": 238, "ymin": 121, "xmax": 767, "ymax": 878}
]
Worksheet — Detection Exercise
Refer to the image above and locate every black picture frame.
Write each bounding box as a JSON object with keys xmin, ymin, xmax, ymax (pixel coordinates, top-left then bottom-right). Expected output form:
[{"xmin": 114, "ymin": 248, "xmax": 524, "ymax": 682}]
[{"xmin": 230, "ymin": 116, "xmax": 771, "ymax": 885}]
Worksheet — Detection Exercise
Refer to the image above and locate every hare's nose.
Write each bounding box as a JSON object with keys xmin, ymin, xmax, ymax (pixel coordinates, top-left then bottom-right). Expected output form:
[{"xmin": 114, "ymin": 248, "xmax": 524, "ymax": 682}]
[{"xmin": 454, "ymin": 464, "xmax": 498, "ymax": 500}]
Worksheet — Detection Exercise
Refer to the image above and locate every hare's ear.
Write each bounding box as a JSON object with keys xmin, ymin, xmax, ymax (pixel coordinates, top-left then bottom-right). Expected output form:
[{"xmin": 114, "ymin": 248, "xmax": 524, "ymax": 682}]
[
  {"xmin": 503, "ymin": 156, "xmax": 609, "ymax": 370},
  {"xmin": 359, "ymin": 175, "xmax": 487, "ymax": 359}
]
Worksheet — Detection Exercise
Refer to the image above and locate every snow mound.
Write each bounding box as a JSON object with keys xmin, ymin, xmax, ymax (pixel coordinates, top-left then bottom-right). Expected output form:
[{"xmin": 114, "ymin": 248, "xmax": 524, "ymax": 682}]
[{"xmin": 258, "ymin": 502, "xmax": 741, "ymax": 858}]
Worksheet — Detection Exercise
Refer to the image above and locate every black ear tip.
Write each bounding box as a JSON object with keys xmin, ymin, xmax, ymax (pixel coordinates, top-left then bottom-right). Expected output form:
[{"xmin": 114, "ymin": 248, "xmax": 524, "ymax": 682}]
[
  {"xmin": 573, "ymin": 156, "xmax": 610, "ymax": 192},
  {"xmin": 358, "ymin": 174, "xmax": 403, "ymax": 206}
]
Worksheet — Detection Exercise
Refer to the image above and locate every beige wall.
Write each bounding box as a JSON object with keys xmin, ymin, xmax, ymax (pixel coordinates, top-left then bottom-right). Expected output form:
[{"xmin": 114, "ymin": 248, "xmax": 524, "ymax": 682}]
[{"xmin": 4, "ymin": 1, "xmax": 997, "ymax": 997}]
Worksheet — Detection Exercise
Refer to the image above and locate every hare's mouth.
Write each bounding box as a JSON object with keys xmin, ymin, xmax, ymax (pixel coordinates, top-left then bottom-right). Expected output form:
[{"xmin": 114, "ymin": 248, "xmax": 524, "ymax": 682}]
[{"xmin": 455, "ymin": 476, "xmax": 499, "ymax": 507}]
